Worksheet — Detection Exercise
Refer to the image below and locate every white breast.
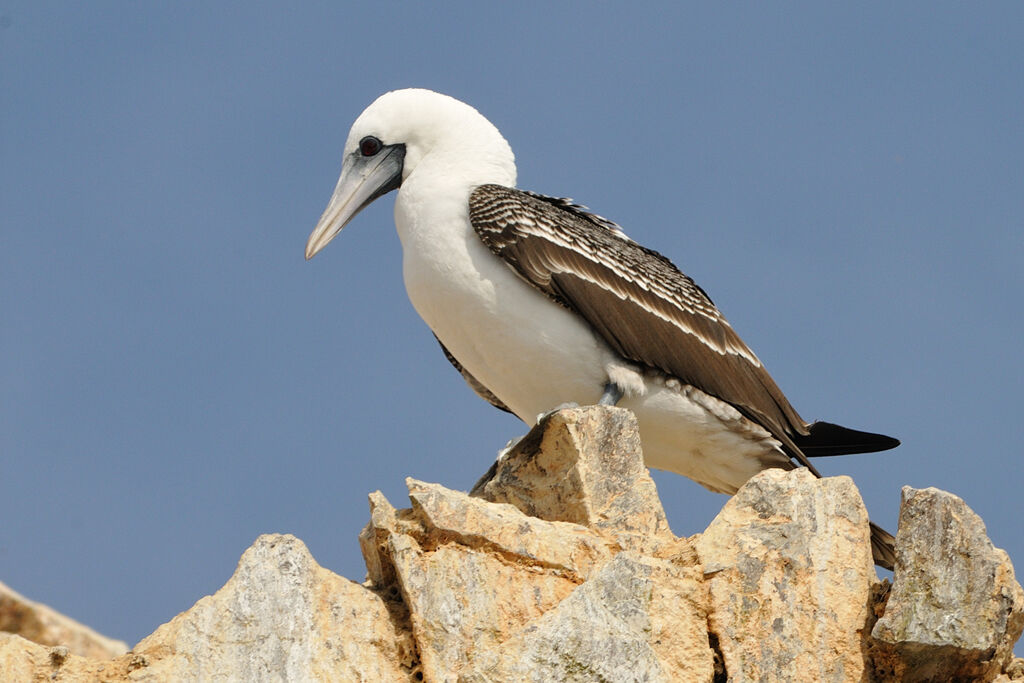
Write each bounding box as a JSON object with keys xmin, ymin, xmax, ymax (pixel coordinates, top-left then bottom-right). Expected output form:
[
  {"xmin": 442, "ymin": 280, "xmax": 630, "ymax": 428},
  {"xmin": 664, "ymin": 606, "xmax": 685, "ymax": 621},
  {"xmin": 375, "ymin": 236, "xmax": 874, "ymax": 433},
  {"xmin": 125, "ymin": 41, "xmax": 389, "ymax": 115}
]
[{"xmin": 395, "ymin": 183, "xmax": 610, "ymax": 420}]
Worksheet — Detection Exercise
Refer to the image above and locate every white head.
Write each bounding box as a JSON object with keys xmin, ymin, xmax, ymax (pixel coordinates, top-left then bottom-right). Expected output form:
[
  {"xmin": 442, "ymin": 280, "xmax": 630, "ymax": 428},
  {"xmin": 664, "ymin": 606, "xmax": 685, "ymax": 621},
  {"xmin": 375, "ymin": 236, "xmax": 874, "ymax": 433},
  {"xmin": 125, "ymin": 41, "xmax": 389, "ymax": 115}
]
[{"xmin": 305, "ymin": 89, "xmax": 516, "ymax": 259}]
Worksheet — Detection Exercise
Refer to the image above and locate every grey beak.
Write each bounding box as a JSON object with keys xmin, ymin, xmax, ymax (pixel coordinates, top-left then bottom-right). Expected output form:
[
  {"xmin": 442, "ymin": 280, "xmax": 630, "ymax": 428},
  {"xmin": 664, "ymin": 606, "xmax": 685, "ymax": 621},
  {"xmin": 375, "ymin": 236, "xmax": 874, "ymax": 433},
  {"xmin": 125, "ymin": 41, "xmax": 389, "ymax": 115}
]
[{"xmin": 305, "ymin": 144, "xmax": 405, "ymax": 260}]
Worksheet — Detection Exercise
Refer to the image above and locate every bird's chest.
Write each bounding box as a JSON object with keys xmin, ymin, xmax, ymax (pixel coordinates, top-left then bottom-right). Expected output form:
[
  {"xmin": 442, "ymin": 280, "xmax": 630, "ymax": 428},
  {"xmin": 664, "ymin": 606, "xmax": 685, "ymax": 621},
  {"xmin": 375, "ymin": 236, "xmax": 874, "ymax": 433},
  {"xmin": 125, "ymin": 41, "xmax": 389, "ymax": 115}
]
[
  {"xmin": 394, "ymin": 196, "xmax": 607, "ymax": 417},
  {"xmin": 395, "ymin": 197, "xmax": 502, "ymax": 333}
]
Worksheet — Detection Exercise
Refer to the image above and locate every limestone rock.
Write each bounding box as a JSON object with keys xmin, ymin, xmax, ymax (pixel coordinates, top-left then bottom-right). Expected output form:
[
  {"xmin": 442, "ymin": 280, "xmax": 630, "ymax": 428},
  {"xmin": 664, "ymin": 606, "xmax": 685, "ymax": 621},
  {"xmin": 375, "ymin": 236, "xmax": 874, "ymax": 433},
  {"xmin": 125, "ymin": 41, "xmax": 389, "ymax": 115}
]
[
  {"xmin": 870, "ymin": 487, "xmax": 1024, "ymax": 682},
  {"xmin": 1, "ymin": 633, "xmax": 91, "ymax": 681},
  {"xmin": 471, "ymin": 405, "xmax": 677, "ymax": 555},
  {"xmin": 0, "ymin": 578, "xmax": 128, "ymax": 659},
  {"xmin": 997, "ymin": 657, "xmax": 1024, "ymax": 681},
  {"xmin": 423, "ymin": 478, "xmax": 630, "ymax": 574},
  {"xmin": 377, "ymin": 486, "xmax": 586, "ymax": 679},
  {"xmin": 3, "ymin": 406, "xmax": 1022, "ymax": 681},
  {"xmin": 355, "ymin": 420, "xmax": 711, "ymax": 681},
  {"xmin": 0, "ymin": 631, "xmax": 152, "ymax": 681},
  {"xmin": 460, "ymin": 552, "xmax": 712, "ymax": 682},
  {"xmin": 694, "ymin": 467, "xmax": 877, "ymax": 682},
  {"xmin": 130, "ymin": 534, "xmax": 416, "ymax": 682}
]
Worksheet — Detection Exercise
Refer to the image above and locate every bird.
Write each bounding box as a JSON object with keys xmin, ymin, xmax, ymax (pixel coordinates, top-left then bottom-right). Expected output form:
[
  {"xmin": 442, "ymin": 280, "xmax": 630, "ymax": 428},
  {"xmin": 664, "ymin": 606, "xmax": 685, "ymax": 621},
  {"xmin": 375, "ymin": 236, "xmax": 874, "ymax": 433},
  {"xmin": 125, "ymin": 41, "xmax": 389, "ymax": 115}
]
[{"xmin": 305, "ymin": 88, "xmax": 900, "ymax": 568}]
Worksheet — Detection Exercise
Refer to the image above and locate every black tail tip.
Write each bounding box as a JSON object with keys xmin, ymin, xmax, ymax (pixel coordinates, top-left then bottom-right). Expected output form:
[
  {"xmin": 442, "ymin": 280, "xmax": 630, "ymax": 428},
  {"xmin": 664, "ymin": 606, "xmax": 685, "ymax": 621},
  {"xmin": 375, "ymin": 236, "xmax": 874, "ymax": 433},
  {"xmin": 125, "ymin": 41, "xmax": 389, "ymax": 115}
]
[{"xmin": 796, "ymin": 421, "xmax": 900, "ymax": 458}]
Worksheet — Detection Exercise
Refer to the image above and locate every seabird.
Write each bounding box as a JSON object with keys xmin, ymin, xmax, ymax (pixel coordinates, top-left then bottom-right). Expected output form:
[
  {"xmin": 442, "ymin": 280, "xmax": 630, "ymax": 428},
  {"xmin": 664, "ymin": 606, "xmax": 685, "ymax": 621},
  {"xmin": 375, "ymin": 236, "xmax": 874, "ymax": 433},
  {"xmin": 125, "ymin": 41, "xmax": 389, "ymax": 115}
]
[{"xmin": 306, "ymin": 89, "xmax": 900, "ymax": 568}]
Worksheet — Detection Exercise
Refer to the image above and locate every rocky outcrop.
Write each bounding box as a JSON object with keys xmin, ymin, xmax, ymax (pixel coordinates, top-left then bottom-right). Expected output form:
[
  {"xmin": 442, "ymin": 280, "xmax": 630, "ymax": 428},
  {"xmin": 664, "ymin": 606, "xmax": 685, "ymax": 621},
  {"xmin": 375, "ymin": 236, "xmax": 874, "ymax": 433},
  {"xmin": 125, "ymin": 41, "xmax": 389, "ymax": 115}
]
[
  {"xmin": 470, "ymin": 406, "xmax": 678, "ymax": 556},
  {"xmin": 0, "ymin": 579, "xmax": 127, "ymax": 660},
  {"xmin": 2, "ymin": 406, "xmax": 1022, "ymax": 681},
  {"xmin": 695, "ymin": 468, "xmax": 877, "ymax": 682},
  {"xmin": 871, "ymin": 487, "xmax": 1024, "ymax": 682}
]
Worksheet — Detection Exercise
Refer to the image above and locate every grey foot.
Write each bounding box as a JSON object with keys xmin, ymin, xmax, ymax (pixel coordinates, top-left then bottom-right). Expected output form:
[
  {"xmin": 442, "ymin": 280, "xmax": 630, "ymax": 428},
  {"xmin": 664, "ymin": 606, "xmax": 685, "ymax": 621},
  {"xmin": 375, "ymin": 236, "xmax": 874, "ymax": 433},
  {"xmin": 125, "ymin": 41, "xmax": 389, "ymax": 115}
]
[{"xmin": 598, "ymin": 382, "xmax": 623, "ymax": 406}]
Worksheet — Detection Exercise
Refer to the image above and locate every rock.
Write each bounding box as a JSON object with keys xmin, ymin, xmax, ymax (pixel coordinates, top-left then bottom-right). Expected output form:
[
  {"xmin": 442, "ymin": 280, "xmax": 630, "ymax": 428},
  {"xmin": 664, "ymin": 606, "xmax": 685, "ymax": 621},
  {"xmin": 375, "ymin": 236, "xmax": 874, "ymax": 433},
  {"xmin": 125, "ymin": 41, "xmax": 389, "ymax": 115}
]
[
  {"xmin": 471, "ymin": 406, "xmax": 678, "ymax": 555},
  {"xmin": 999, "ymin": 657, "xmax": 1024, "ymax": 680},
  {"xmin": 0, "ymin": 632, "xmax": 139, "ymax": 681},
  {"xmin": 460, "ymin": 552, "xmax": 713, "ymax": 682},
  {"xmin": 870, "ymin": 487, "xmax": 1024, "ymax": 682},
  {"xmin": 694, "ymin": 468, "xmax": 877, "ymax": 683},
  {"xmin": 3, "ymin": 406, "xmax": 1022, "ymax": 681},
  {"xmin": 356, "ymin": 416, "xmax": 711, "ymax": 681},
  {"xmin": 373, "ymin": 483, "xmax": 594, "ymax": 679},
  {"xmin": 408, "ymin": 478, "xmax": 616, "ymax": 578},
  {"xmin": 0, "ymin": 578, "xmax": 128, "ymax": 659},
  {"xmin": 130, "ymin": 534, "xmax": 417, "ymax": 682}
]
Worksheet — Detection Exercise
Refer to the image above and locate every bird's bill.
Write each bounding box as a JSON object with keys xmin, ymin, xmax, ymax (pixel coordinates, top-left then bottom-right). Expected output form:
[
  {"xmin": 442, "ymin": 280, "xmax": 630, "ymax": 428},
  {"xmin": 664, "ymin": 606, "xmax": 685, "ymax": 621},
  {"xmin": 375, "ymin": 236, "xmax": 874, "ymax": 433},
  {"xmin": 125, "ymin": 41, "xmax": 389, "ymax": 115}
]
[{"xmin": 305, "ymin": 145, "xmax": 405, "ymax": 260}]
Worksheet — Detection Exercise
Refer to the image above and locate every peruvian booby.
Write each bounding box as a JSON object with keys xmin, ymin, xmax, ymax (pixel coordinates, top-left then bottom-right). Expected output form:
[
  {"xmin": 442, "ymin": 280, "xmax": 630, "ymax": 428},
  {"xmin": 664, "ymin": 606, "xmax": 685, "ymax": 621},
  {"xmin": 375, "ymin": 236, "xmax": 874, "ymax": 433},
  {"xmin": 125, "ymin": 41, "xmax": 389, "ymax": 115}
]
[{"xmin": 305, "ymin": 89, "xmax": 900, "ymax": 568}]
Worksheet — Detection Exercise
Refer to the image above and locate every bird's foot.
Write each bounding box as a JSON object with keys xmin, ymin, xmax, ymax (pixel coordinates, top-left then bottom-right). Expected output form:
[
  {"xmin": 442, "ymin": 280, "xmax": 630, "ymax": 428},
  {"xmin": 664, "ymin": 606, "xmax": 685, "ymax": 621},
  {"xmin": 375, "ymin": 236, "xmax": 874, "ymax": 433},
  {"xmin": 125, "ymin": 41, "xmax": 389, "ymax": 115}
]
[{"xmin": 598, "ymin": 382, "xmax": 623, "ymax": 406}]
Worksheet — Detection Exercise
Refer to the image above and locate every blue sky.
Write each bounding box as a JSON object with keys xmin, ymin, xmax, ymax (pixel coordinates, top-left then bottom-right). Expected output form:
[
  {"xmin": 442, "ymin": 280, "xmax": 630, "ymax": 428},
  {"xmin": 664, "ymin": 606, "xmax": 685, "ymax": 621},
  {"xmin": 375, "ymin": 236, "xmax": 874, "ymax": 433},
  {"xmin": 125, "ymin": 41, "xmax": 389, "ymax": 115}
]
[{"xmin": 2, "ymin": 3, "xmax": 1022, "ymax": 645}]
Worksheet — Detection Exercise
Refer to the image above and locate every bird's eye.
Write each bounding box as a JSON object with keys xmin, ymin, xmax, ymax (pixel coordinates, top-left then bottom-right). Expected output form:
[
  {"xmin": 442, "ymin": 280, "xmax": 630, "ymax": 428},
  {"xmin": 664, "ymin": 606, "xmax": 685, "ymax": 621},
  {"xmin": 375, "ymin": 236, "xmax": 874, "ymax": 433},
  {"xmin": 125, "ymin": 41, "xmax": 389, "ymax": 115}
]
[{"xmin": 359, "ymin": 136, "xmax": 383, "ymax": 157}]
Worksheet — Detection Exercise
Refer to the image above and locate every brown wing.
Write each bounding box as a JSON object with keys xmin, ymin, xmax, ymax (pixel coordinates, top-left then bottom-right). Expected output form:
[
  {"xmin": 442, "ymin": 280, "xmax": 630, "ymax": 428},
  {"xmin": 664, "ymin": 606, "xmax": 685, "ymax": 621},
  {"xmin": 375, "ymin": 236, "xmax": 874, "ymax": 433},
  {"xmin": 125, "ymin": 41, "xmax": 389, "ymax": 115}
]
[{"xmin": 469, "ymin": 184, "xmax": 816, "ymax": 466}]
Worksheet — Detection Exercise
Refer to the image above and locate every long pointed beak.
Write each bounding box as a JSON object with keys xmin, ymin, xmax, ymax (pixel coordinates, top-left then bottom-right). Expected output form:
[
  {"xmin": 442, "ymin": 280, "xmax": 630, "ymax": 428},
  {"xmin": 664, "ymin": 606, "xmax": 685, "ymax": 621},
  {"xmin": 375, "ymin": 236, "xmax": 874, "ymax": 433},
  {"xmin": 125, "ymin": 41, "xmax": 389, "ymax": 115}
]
[{"xmin": 305, "ymin": 145, "xmax": 405, "ymax": 260}]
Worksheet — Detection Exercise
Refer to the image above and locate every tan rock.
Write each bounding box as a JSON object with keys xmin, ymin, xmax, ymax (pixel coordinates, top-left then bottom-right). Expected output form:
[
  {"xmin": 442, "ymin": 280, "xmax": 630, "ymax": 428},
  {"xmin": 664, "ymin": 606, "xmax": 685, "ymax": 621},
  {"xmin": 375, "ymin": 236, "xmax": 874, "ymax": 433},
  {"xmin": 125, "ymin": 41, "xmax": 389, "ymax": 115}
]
[
  {"xmin": 694, "ymin": 468, "xmax": 877, "ymax": 683},
  {"xmin": 461, "ymin": 552, "xmax": 713, "ymax": 682},
  {"xmin": 0, "ymin": 634, "xmax": 41, "ymax": 683},
  {"xmin": 0, "ymin": 631, "xmax": 138, "ymax": 681},
  {"xmin": 471, "ymin": 406, "xmax": 677, "ymax": 555},
  {"xmin": 356, "ymin": 414, "xmax": 709, "ymax": 681},
  {"xmin": 870, "ymin": 487, "xmax": 1024, "ymax": 682},
  {"xmin": 4, "ymin": 406, "xmax": 1022, "ymax": 681},
  {"xmin": 993, "ymin": 658, "xmax": 1024, "ymax": 683},
  {"xmin": 0, "ymin": 578, "xmax": 128, "ymax": 659},
  {"xmin": 389, "ymin": 533, "xmax": 577, "ymax": 681},
  {"xmin": 360, "ymin": 489, "xmax": 418, "ymax": 588},
  {"xmin": 408, "ymin": 478, "xmax": 614, "ymax": 578},
  {"xmin": 364, "ymin": 482, "xmax": 596, "ymax": 680},
  {"xmin": 129, "ymin": 534, "xmax": 416, "ymax": 682}
]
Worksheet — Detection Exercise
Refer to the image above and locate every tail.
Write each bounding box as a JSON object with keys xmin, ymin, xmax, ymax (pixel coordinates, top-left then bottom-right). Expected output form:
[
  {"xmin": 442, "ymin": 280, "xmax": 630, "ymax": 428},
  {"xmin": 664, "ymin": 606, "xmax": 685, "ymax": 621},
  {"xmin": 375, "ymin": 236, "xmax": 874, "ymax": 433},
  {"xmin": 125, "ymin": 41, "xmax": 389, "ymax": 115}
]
[
  {"xmin": 793, "ymin": 421, "xmax": 900, "ymax": 457},
  {"xmin": 870, "ymin": 521, "xmax": 896, "ymax": 570}
]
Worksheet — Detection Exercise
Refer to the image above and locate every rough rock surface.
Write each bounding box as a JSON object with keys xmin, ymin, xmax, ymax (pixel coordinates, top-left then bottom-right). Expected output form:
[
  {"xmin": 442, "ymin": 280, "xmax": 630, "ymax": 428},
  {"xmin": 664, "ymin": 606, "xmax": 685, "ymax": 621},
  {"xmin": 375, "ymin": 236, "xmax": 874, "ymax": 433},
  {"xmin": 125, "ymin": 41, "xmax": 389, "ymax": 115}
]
[
  {"xmin": 870, "ymin": 486, "xmax": 1024, "ymax": 681},
  {"xmin": 360, "ymin": 475, "xmax": 711, "ymax": 681},
  {"xmin": 2, "ymin": 535, "xmax": 416, "ymax": 682},
  {"xmin": 128, "ymin": 534, "xmax": 416, "ymax": 681},
  {"xmin": 471, "ymin": 405, "xmax": 678, "ymax": 555},
  {"xmin": 2, "ymin": 406, "xmax": 1021, "ymax": 682},
  {"xmin": 459, "ymin": 552, "xmax": 711, "ymax": 682},
  {"xmin": 695, "ymin": 468, "xmax": 877, "ymax": 682}
]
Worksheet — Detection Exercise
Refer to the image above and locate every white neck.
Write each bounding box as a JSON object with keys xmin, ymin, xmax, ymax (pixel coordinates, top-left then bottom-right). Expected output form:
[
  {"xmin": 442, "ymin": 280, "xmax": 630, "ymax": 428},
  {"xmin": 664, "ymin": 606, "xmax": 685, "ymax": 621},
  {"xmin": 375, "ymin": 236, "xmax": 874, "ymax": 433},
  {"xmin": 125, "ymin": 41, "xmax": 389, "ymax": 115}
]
[{"xmin": 393, "ymin": 107, "xmax": 516, "ymax": 250}]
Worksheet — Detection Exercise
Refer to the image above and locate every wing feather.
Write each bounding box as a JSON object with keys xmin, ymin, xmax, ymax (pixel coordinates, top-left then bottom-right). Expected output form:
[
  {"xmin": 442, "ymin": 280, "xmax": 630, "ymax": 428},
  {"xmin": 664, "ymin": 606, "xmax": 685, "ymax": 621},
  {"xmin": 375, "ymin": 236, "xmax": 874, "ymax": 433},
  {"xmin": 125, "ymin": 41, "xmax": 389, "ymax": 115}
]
[{"xmin": 469, "ymin": 184, "xmax": 813, "ymax": 457}]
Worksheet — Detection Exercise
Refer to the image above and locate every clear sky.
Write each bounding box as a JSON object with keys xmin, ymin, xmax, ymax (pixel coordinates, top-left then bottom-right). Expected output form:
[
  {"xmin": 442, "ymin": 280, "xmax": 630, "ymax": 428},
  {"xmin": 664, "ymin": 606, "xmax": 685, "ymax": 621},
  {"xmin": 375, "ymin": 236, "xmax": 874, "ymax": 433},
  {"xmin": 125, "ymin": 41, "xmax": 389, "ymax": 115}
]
[{"xmin": 2, "ymin": 3, "xmax": 1022, "ymax": 646}]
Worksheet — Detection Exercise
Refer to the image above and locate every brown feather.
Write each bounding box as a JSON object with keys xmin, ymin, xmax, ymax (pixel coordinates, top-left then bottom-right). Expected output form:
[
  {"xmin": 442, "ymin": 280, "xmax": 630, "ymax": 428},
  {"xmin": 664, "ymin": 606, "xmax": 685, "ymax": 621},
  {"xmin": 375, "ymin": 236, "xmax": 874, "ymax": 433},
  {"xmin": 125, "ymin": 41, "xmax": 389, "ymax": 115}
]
[{"xmin": 469, "ymin": 184, "xmax": 813, "ymax": 463}]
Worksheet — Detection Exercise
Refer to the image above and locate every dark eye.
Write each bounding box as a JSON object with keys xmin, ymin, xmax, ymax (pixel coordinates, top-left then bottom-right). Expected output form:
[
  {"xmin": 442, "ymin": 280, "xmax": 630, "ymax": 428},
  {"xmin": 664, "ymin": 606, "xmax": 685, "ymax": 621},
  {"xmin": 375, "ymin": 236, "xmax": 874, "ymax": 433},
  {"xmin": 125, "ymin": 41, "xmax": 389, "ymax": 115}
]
[{"xmin": 359, "ymin": 136, "xmax": 383, "ymax": 157}]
